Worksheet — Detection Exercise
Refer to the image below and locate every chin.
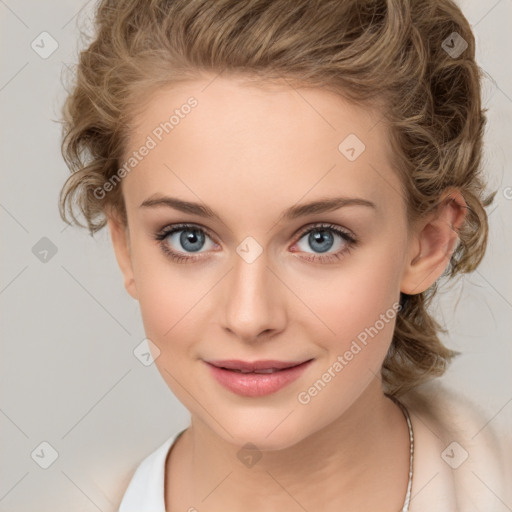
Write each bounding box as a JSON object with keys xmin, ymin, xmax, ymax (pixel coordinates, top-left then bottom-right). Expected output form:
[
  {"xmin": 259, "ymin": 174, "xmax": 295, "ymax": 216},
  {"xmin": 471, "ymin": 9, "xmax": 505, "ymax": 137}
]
[{"xmin": 210, "ymin": 411, "xmax": 311, "ymax": 452}]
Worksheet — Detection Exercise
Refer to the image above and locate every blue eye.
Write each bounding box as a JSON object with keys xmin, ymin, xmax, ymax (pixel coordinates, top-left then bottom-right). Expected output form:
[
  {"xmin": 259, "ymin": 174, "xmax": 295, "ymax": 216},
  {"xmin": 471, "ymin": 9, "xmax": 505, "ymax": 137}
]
[
  {"xmin": 154, "ymin": 222, "xmax": 357, "ymax": 264},
  {"xmin": 292, "ymin": 223, "xmax": 357, "ymax": 263},
  {"xmin": 168, "ymin": 228, "xmax": 207, "ymax": 252},
  {"xmin": 154, "ymin": 224, "xmax": 216, "ymax": 263}
]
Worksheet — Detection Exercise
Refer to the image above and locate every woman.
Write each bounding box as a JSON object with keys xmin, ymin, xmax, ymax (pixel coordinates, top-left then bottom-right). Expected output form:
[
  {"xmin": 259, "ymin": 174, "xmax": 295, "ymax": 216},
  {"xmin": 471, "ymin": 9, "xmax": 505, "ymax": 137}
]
[{"xmin": 59, "ymin": 0, "xmax": 511, "ymax": 510}]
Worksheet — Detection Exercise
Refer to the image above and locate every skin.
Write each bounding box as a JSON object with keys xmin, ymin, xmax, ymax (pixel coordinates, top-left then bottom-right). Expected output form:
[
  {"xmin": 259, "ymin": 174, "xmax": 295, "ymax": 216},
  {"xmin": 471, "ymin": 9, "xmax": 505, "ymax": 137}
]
[{"xmin": 107, "ymin": 75, "xmax": 466, "ymax": 511}]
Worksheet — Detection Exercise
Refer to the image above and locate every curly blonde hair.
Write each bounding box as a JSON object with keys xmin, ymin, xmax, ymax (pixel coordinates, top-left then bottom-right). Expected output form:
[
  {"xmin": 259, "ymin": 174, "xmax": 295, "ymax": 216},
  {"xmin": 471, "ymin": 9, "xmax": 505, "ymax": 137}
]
[{"xmin": 59, "ymin": 0, "xmax": 494, "ymax": 396}]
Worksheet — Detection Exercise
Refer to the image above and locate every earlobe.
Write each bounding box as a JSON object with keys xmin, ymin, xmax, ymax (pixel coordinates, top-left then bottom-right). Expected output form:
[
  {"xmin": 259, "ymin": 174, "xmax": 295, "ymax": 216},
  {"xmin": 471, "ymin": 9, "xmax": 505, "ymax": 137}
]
[
  {"xmin": 400, "ymin": 190, "xmax": 467, "ymax": 295},
  {"xmin": 106, "ymin": 210, "xmax": 138, "ymax": 301}
]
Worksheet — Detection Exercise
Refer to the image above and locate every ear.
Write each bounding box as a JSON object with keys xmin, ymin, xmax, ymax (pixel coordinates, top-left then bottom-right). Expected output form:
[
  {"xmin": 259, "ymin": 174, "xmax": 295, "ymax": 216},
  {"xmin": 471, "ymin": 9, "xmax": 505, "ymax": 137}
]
[
  {"xmin": 106, "ymin": 208, "xmax": 138, "ymax": 300},
  {"xmin": 400, "ymin": 189, "xmax": 467, "ymax": 295}
]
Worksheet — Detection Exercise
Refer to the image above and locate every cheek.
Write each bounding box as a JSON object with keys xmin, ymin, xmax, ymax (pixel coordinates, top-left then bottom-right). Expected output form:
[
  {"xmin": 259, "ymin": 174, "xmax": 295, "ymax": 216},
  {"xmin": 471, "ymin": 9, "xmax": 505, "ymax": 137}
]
[
  {"xmin": 292, "ymin": 257, "xmax": 402, "ymax": 423},
  {"xmin": 130, "ymin": 242, "xmax": 206, "ymax": 345},
  {"xmin": 297, "ymin": 248, "xmax": 403, "ymax": 350},
  {"xmin": 133, "ymin": 258, "xmax": 210, "ymax": 396}
]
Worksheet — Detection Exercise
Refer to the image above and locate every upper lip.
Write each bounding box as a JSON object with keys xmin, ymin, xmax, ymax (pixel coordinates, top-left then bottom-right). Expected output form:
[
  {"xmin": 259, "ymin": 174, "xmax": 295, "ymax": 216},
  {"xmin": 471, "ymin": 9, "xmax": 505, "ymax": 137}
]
[{"xmin": 205, "ymin": 359, "xmax": 312, "ymax": 371}]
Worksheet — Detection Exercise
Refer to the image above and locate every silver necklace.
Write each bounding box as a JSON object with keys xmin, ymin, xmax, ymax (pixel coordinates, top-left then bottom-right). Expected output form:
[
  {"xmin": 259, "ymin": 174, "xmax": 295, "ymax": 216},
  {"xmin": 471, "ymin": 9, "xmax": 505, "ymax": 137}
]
[{"xmin": 394, "ymin": 399, "xmax": 414, "ymax": 512}]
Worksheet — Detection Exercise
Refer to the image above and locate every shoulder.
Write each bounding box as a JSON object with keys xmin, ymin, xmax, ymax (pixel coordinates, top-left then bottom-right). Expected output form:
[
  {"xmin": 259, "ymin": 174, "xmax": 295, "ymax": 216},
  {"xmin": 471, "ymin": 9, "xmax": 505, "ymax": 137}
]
[{"xmin": 399, "ymin": 381, "xmax": 512, "ymax": 512}]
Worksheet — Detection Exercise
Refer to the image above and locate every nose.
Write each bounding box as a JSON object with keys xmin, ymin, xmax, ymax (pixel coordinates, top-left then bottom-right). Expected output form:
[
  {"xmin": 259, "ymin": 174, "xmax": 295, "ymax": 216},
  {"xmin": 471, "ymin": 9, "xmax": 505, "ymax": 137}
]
[{"xmin": 221, "ymin": 250, "xmax": 287, "ymax": 343}]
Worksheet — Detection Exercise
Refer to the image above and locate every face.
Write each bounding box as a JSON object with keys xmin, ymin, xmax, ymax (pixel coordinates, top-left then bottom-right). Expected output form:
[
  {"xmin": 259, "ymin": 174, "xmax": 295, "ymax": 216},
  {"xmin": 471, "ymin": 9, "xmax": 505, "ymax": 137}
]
[{"xmin": 108, "ymin": 75, "xmax": 450, "ymax": 450}]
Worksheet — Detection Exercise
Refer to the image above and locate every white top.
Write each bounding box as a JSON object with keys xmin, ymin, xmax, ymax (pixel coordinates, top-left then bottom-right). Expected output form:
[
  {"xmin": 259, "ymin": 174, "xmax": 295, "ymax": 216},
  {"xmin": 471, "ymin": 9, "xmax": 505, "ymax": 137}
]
[
  {"xmin": 117, "ymin": 430, "xmax": 186, "ymax": 512},
  {"xmin": 117, "ymin": 383, "xmax": 512, "ymax": 512}
]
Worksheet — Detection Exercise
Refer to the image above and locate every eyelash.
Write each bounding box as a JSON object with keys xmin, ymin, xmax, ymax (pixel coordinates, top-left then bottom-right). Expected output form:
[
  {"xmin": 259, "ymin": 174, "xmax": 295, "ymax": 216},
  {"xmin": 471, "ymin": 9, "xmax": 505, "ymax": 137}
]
[{"xmin": 153, "ymin": 222, "xmax": 358, "ymax": 264}]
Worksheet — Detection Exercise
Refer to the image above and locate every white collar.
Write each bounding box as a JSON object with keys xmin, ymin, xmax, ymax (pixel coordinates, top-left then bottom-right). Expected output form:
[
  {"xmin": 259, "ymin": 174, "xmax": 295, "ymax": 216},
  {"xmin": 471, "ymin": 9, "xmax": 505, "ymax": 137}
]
[{"xmin": 118, "ymin": 430, "xmax": 186, "ymax": 512}]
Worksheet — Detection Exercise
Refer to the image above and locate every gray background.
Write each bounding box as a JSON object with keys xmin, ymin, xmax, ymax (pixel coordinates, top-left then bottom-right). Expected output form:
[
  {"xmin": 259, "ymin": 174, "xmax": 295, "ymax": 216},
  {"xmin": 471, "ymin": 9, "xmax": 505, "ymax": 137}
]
[{"xmin": 1, "ymin": 1, "xmax": 511, "ymax": 511}]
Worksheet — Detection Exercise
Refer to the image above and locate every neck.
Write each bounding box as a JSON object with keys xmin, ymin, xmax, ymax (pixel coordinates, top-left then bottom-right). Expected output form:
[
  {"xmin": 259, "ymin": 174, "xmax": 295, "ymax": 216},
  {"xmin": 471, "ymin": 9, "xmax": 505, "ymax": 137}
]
[{"xmin": 166, "ymin": 379, "xmax": 411, "ymax": 512}]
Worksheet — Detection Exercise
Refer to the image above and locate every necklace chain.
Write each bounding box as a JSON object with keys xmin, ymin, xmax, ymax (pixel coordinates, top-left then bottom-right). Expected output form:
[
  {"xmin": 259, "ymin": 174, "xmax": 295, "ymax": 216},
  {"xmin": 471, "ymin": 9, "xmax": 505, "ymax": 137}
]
[{"xmin": 394, "ymin": 399, "xmax": 414, "ymax": 512}]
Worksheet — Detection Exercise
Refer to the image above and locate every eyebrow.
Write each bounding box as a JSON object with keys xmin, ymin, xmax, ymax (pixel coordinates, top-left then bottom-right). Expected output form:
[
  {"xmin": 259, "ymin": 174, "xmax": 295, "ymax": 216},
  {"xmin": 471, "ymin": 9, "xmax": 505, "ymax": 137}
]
[{"xmin": 139, "ymin": 194, "xmax": 376, "ymax": 222}]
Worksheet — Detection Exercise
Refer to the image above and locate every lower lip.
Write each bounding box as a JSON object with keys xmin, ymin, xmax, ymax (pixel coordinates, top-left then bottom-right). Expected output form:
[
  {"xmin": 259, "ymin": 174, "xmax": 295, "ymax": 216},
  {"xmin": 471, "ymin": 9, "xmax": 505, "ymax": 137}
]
[{"xmin": 205, "ymin": 360, "xmax": 313, "ymax": 397}]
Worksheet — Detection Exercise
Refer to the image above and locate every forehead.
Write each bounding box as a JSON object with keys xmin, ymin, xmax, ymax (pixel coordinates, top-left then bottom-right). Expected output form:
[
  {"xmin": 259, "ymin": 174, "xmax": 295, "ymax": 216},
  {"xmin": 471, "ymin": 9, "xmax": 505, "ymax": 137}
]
[{"xmin": 122, "ymin": 75, "xmax": 404, "ymax": 218}]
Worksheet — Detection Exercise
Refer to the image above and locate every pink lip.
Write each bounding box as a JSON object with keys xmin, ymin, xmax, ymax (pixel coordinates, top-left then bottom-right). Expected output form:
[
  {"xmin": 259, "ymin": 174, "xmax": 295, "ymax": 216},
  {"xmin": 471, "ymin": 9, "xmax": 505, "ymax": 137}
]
[{"xmin": 205, "ymin": 359, "xmax": 313, "ymax": 397}]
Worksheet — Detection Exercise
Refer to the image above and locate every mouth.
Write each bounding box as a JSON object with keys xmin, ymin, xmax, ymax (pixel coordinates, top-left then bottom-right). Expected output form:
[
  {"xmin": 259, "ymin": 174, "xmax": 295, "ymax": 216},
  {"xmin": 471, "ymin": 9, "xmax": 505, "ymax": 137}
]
[
  {"xmin": 204, "ymin": 359, "xmax": 314, "ymax": 397},
  {"xmin": 207, "ymin": 359, "xmax": 312, "ymax": 372}
]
